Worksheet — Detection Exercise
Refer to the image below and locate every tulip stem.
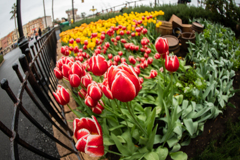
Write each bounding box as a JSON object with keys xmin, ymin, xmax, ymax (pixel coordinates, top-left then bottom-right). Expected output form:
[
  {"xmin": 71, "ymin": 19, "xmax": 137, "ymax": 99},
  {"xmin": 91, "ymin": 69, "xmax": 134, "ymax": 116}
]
[
  {"xmin": 104, "ymin": 148, "xmax": 122, "ymax": 156},
  {"xmin": 113, "ymin": 99, "xmax": 130, "ymax": 128},
  {"xmin": 127, "ymin": 102, "xmax": 148, "ymax": 136},
  {"xmin": 161, "ymin": 58, "xmax": 166, "ymax": 87},
  {"xmin": 171, "ymin": 73, "xmax": 173, "ymax": 105}
]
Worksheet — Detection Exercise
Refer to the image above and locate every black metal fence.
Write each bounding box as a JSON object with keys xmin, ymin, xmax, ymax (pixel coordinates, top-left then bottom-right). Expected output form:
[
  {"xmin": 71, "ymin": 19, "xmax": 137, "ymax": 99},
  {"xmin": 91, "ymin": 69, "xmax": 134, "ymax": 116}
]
[{"xmin": 0, "ymin": 29, "xmax": 83, "ymax": 160}]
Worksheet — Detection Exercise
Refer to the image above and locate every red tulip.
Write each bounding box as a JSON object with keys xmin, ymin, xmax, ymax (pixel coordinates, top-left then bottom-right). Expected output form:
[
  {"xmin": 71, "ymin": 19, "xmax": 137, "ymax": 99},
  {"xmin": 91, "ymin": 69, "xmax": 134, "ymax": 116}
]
[
  {"xmin": 81, "ymin": 72, "xmax": 92, "ymax": 88},
  {"xmin": 155, "ymin": 37, "xmax": 169, "ymax": 55},
  {"xmin": 100, "ymin": 34, "xmax": 105, "ymax": 40},
  {"xmin": 120, "ymin": 39, "xmax": 127, "ymax": 43},
  {"xmin": 134, "ymin": 67, "xmax": 140, "ymax": 75},
  {"xmin": 69, "ymin": 74, "xmax": 81, "ymax": 87},
  {"xmin": 113, "ymin": 61, "xmax": 118, "ymax": 66},
  {"xmin": 62, "ymin": 64, "xmax": 71, "ymax": 79},
  {"xmin": 69, "ymin": 38, "xmax": 74, "ymax": 44},
  {"xmin": 88, "ymin": 55, "xmax": 108, "ymax": 76},
  {"xmin": 108, "ymin": 60, "xmax": 113, "ymax": 67},
  {"xmin": 71, "ymin": 62, "xmax": 85, "ymax": 78},
  {"xmin": 53, "ymin": 85, "xmax": 70, "ymax": 105},
  {"xmin": 140, "ymin": 48, "xmax": 145, "ymax": 53},
  {"xmin": 147, "ymin": 57, "xmax": 153, "ymax": 65},
  {"xmin": 116, "ymin": 36, "xmax": 120, "ymax": 41},
  {"xmin": 78, "ymin": 89, "xmax": 87, "ymax": 99},
  {"xmin": 92, "ymin": 100, "xmax": 105, "ymax": 114},
  {"xmin": 145, "ymin": 70, "xmax": 158, "ymax": 79},
  {"xmin": 76, "ymin": 38, "xmax": 81, "ymax": 43},
  {"xmin": 101, "ymin": 79, "xmax": 114, "ymax": 99},
  {"xmin": 105, "ymin": 64, "xmax": 141, "ymax": 102},
  {"xmin": 135, "ymin": 27, "xmax": 141, "ymax": 33},
  {"xmin": 85, "ymin": 95, "xmax": 98, "ymax": 108},
  {"xmin": 131, "ymin": 32, "xmax": 136, "ymax": 37},
  {"xmin": 95, "ymin": 49, "xmax": 101, "ymax": 55},
  {"xmin": 142, "ymin": 16, "xmax": 145, "ymax": 20},
  {"xmin": 140, "ymin": 57, "xmax": 145, "ymax": 62},
  {"xmin": 139, "ymin": 77, "xmax": 144, "ymax": 84},
  {"xmin": 145, "ymin": 48, "xmax": 151, "ymax": 54},
  {"xmin": 114, "ymin": 55, "xmax": 120, "ymax": 62},
  {"xmin": 165, "ymin": 55, "xmax": 179, "ymax": 72},
  {"xmin": 121, "ymin": 57, "xmax": 126, "ymax": 63},
  {"xmin": 142, "ymin": 28, "xmax": 148, "ymax": 34},
  {"xmin": 84, "ymin": 40, "xmax": 88, "ymax": 45},
  {"xmin": 105, "ymin": 42, "xmax": 110, "ymax": 48},
  {"xmin": 108, "ymin": 54, "xmax": 113, "ymax": 59},
  {"xmin": 144, "ymin": 53, "xmax": 149, "ymax": 58},
  {"xmin": 74, "ymin": 46, "xmax": 79, "ymax": 53},
  {"xmin": 69, "ymin": 46, "xmax": 73, "ymax": 51},
  {"xmin": 135, "ymin": 46, "xmax": 139, "ymax": 51},
  {"xmin": 124, "ymin": 43, "xmax": 130, "ymax": 49},
  {"xmin": 129, "ymin": 56, "xmax": 136, "ymax": 65},
  {"xmin": 54, "ymin": 67, "xmax": 63, "ymax": 79},
  {"xmin": 126, "ymin": 30, "xmax": 130, "ymax": 35},
  {"xmin": 118, "ymin": 51, "xmax": 123, "ymax": 56},
  {"xmin": 87, "ymin": 81, "xmax": 102, "ymax": 101},
  {"xmin": 74, "ymin": 116, "xmax": 104, "ymax": 157},
  {"xmin": 120, "ymin": 30, "xmax": 124, "ymax": 36},
  {"xmin": 83, "ymin": 45, "xmax": 87, "ymax": 50},
  {"xmin": 154, "ymin": 53, "xmax": 161, "ymax": 59}
]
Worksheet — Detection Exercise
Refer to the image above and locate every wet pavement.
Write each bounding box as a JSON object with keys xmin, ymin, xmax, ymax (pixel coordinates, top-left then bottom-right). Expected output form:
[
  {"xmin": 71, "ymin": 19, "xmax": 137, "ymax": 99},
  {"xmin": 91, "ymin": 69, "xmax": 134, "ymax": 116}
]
[{"xmin": 0, "ymin": 30, "xmax": 60, "ymax": 160}]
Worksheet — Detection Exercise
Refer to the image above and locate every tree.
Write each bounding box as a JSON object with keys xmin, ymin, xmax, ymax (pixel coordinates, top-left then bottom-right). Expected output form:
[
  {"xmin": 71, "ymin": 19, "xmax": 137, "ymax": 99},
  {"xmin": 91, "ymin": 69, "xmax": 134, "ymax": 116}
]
[{"xmin": 10, "ymin": 3, "xmax": 18, "ymax": 39}]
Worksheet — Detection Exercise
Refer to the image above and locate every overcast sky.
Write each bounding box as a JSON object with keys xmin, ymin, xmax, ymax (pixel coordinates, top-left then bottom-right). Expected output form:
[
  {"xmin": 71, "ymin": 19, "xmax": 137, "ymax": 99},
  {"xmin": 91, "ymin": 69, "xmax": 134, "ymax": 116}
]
[{"xmin": 1, "ymin": 0, "xmax": 240, "ymax": 39}]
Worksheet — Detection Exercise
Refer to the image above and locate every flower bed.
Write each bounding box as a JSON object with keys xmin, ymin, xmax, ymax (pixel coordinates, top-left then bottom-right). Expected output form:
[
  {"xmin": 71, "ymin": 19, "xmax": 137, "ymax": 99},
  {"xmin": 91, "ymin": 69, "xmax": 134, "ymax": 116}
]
[{"xmin": 55, "ymin": 11, "xmax": 239, "ymax": 160}]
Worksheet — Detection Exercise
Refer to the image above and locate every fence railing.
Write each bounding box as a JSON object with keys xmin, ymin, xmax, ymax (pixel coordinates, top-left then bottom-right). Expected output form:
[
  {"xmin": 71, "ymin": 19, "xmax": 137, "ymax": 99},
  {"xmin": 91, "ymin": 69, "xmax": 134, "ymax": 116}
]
[{"xmin": 0, "ymin": 28, "xmax": 83, "ymax": 160}]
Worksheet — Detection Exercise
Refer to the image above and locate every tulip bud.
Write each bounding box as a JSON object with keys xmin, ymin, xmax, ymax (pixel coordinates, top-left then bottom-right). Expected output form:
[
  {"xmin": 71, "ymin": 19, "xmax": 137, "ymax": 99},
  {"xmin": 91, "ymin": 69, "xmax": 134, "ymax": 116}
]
[
  {"xmin": 165, "ymin": 55, "xmax": 179, "ymax": 72},
  {"xmin": 116, "ymin": 36, "xmax": 120, "ymax": 41},
  {"xmin": 114, "ymin": 55, "xmax": 120, "ymax": 62},
  {"xmin": 155, "ymin": 37, "xmax": 169, "ymax": 55},
  {"xmin": 53, "ymin": 85, "xmax": 70, "ymax": 105},
  {"xmin": 92, "ymin": 101, "xmax": 105, "ymax": 114},
  {"xmin": 81, "ymin": 73, "xmax": 92, "ymax": 88},
  {"xmin": 84, "ymin": 40, "xmax": 88, "ymax": 45},
  {"xmin": 69, "ymin": 38, "xmax": 74, "ymax": 44},
  {"xmin": 147, "ymin": 57, "xmax": 153, "ymax": 65},
  {"xmin": 76, "ymin": 38, "xmax": 80, "ymax": 43},
  {"xmin": 139, "ymin": 77, "xmax": 144, "ymax": 84},
  {"xmin": 87, "ymin": 81, "xmax": 102, "ymax": 101},
  {"xmin": 108, "ymin": 54, "xmax": 113, "ymax": 59},
  {"xmin": 154, "ymin": 53, "xmax": 161, "ymax": 59},
  {"xmin": 145, "ymin": 70, "xmax": 158, "ymax": 79},
  {"xmin": 118, "ymin": 51, "xmax": 123, "ymax": 56},
  {"xmin": 69, "ymin": 74, "xmax": 81, "ymax": 88},
  {"xmin": 54, "ymin": 67, "xmax": 63, "ymax": 79},
  {"xmin": 88, "ymin": 55, "xmax": 108, "ymax": 76},
  {"xmin": 134, "ymin": 67, "xmax": 140, "ymax": 75},
  {"xmin": 85, "ymin": 95, "xmax": 98, "ymax": 108},
  {"xmin": 78, "ymin": 89, "xmax": 87, "ymax": 99}
]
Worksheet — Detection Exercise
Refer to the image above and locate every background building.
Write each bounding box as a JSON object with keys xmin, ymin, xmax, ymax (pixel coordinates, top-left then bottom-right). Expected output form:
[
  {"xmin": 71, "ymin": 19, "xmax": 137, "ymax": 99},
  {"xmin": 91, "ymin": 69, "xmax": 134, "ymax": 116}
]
[{"xmin": 66, "ymin": 9, "xmax": 81, "ymax": 22}]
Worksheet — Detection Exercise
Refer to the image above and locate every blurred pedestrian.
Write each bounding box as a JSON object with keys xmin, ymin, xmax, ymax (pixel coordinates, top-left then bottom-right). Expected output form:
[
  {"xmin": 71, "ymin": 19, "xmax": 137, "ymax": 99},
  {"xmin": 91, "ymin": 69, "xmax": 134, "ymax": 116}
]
[{"xmin": 38, "ymin": 27, "xmax": 42, "ymax": 37}]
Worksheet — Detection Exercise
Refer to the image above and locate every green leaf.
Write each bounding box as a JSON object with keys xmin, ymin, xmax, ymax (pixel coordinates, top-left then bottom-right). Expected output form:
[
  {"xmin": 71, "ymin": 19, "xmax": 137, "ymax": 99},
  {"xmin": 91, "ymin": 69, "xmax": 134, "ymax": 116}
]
[
  {"xmin": 169, "ymin": 151, "xmax": 188, "ymax": 160},
  {"xmin": 72, "ymin": 110, "xmax": 86, "ymax": 118},
  {"xmin": 147, "ymin": 124, "xmax": 158, "ymax": 151},
  {"xmin": 146, "ymin": 108, "xmax": 156, "ymax": 136},
  {"xmin": 170, "ymin": 143, "xmax": 181, "ymax": 152},
  {"xmin": 167, "ymin": 137, "xmax": 179, "ymax": 148},
  {"xmin": 111, "ymin": 133, "xmax": 131, "ymax": 156},
  {"xmin": 183, "ymin": 119, "xmax": 194, "ymax": 136},
  {"xmin": 155, "ymin": 146, "xmax": 168, "ymax": 160},
  {"xmin": 144, "ymin": 152, "xmax": 159, "ymax": 160},
  {"xmin": 103, "ymin": 137, "xmax": 114, "ymax": 145}
]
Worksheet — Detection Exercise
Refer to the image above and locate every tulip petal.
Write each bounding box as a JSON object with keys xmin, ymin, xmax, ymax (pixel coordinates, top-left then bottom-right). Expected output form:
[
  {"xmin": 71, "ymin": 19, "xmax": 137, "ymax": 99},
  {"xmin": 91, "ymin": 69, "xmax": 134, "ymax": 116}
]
[
  {"xmin": 76, "ymin": 129, "xmax": 90, "ymax": 140},
  {"xmin": 85, "ymin": 135, "xmax": 104, "ymax": 157},
  {"xmin": 75, "ymin": 135, "xmax": 88, "ymax": 152},
  {"xmin": 111, "ymin": 72, "xmax": 136, "ymax": 102}
]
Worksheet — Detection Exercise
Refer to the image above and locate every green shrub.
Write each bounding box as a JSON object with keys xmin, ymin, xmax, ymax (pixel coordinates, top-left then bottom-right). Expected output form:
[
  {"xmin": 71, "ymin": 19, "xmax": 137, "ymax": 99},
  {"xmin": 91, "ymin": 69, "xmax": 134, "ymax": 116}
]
[{"xmin": 0, "ymin": 54, "xmax": 4, "ymax": 64}]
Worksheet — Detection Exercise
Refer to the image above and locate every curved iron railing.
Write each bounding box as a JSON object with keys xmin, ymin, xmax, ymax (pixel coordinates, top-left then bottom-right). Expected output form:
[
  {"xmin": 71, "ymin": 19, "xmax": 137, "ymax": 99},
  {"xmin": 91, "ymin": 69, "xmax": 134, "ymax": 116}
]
[{"xmin": 0, "ymin": 1, "xmax": 83, "ymax": 158}]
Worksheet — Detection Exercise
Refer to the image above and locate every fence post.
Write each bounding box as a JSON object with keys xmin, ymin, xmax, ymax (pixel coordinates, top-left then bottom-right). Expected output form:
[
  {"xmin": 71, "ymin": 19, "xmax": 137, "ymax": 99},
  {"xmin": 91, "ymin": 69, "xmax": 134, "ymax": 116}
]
[{"xmin": 18, "ymin": 54, "xmax": 73, "ymax": 135}]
